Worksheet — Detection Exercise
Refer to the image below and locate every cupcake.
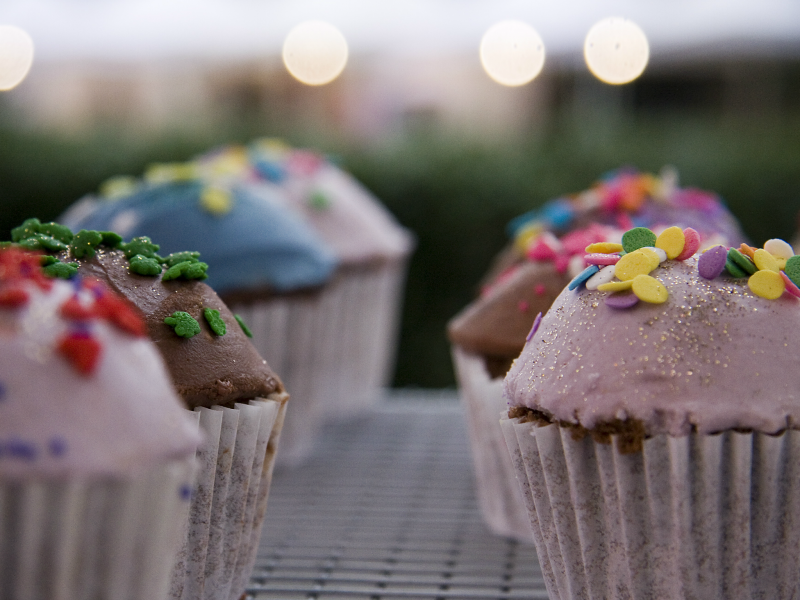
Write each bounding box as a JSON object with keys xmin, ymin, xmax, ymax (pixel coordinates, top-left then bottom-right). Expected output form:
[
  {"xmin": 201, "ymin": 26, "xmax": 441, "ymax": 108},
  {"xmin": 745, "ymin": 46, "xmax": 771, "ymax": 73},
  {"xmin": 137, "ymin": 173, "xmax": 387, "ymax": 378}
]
[
  {"xmin": 59, "ymin": 173, "xmax": 336, "ymax": 465},
  {"xmin": 190, "ymin": 140, "xmax": 414, "ymax": 416},
  {"xmin": 0, "ymin": 246, "xmax": 202, "ymax": 599},
  {"xmin": 5, "ymin": 220, "xmax": 290, "ymax": 600},
  {"xmin": 502, "ymin": 228, "xmax": 800, "ymax": 598},
  {"xmin": 448, "ymin": 169, "xmax": 747, "ymax": 542}
]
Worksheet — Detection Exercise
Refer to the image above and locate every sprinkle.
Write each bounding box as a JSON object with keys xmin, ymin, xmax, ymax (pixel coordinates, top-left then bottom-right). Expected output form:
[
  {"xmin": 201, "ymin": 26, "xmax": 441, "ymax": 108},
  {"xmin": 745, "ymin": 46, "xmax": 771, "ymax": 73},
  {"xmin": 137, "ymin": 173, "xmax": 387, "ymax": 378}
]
[
  {"xmin": 309, "ymin": 190, "xmax": 331, "ymax": 210},
  {"xmin": 69, "ymin": 229, "xmax": 104, "ymax": 259},
  {"xmin": 784, "ymin": 256, "xmax": 800, "ymax": 288},
  {"xmin": 640, "ymin": 246, "xmax": 667, "ymax": 263},
  {"xmin": 60, "ymin": 295, "xmax": 94, "ymax": 321},
  {"xmin": 614, "ymin": 251, "xmax": 657, "ymax": 281},
  {"xmin": 526, "ymin": 312, "xmax": 543, "ymax": 341},
  {"xmin": 162, "ymin": 251, "xmax": 201, "ymax": 268},
  {"xmin": 675, "ymin": 228, "xmax": 701, "ymax": 261},
  {"xmin": 43, "ymin": 261, "xmax": 79, "ymax": 279},
  {"xmin": 162, "ymin": 260, "xmax": 209, "ymax": 281},
  {"xmin": 597, "ymin": 279, "xmax": 634, "ymax": 293},
  {"xmin": 697, "ymin": 245, "xmax": 728, "ymax": 279},
  {"xmin": 738, "ymin": 243, "xmax": 757, "ymax": 261},
  {"xmin": 728, "ymin": 248, "xmax": 757, "ymax": 275},
  {"xmin": 568, "ymin": 265, "xmax": 600, "ymax": 291},
  {"xmin": 120, "ymin": 236, "xmax": 160, "ymax": 260},
  {"xmin": 99, "ymin": 231, "xmax": 123, "ymax": 249},
  {"xmin": 180, "ymin": 484, "xmax": 193, "ymax": 502},
  {"xmin": 764, "ymin": 238, "xmax": 794, "ymax": 260},
  {"xmin": 0, "ymin": 286, "xmax": 29, "ymax": 308},
  {"xmin": 585, "ymin": 265, "xmax": 616, "ymax": 290},
  {"xmin": 724, "ymin": 259, "xmax": 748, "ymax": 278},
  {"xmin": 10, "ymin": 218, "xmax": 42, "ymax": 243},
  {"xmin": 164, "ymin": 312, "xmax": 201, "ymax": 338},
  {"xmin": 584, "ymin": 253, "xmax": 620, "ymax": 266},
  {"xmin": 48, "ymin": 437, "xmax": 67, "ymax": 457},
  {"xmin": 621, "ymin": 227, "xmax": 657, "ymax": 253},
  {"xmin": 4, "ymin": 439, "xmax": 37, "ymax": 461},
  {"xmin": 129, "ymin": 254, "xmax": 162, "ymax": 276},
  {"xmin": 517, "ymin": 300, "xmax": 529, "ymax": 312},
  {"xmin": 234, "ymin": 314, "xmax": 253, "ymax": 338},
  {"xmin": 748, "ymin": 269, "xmax": 785, "ymax": 300},
  {"xmin": 776, "ymin": 257, "xmax": 787, "ymax": 271},
  {"xmin": 753, "ymin": 248, "xmax": 779, "ymax": 273},
  {"xmin": 200, "ymin": 186, "xmax": 234, "ymax": 216},
  {"xmin": 527, "ymin": 238, "xmax": 559, "ymax": 261},
  {"xmin": 781, "ymin": 271, "xmax": 800, "ymax": 298},
  {"xmin": 534, "ymin": 284, "xmax": 547, "ymax": 296},
  {"xmin": 585, "ymin": 242, "xmax": 623, "ymax": 254},
  {"xmin": 655, "ymin": 226, "xmax": 685, "ymax": 259},
  {"xmin": 605, "ymin": 291, "xmax": 639, "ymax": 309},
  {"xmin": 57, "ymin": 332, "xmax": 102, "ymax": 375},
  {"xmin": 91, "ymin": 288, "xmax": 147, "ymax": 337},
  {"xmin": 631, "ymin": 274, "xmax": 669, "ymax": 303},
  {"xmin": 203, "ymin": 308, "xmax": 227, "ymax": 336}
]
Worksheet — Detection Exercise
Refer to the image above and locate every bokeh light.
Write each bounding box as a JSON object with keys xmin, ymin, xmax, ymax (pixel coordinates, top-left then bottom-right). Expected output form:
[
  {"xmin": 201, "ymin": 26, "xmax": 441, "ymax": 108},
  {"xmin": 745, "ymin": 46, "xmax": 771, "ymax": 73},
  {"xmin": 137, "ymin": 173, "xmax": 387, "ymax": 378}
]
[
  {"xmin": 480, "ymin": 20, "xmax": 545, "ymax": 87},
  {"xmin": 0, "ymin": 25, "xmax": 34, "ymax": 91},
  {"xmin": 584, "ymin": 17, "xmax": 649, "ymax": 85},
  {"xmin": 282, "ymin": 21, "xmax": 348, "ymax": 86}
]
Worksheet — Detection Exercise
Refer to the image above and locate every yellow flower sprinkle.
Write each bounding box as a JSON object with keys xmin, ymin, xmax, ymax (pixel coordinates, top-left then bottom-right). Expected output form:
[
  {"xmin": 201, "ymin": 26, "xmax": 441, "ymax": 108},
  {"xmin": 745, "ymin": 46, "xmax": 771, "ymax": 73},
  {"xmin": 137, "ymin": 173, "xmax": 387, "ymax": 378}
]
[
  {"xmin": 748, "ymin": 269, "xmax": 785, "ymax": 299},
  {"xmin": 597, "ymin": 279, "xmax": 634, "ymax": 292},
  {"xmin": 614, "ymin": 250, "xmax": 658, "ymax": 281},
  {"xmin": 655, "ymin": 226, "xmax": 685, "ymax": 260},
  {"xmin": 585, "ymin": 242, "xmax": 623, "ymax": 254},
  {"xmin": 753, "ymin": 248, "xmax": 780, "ymax": 273},
  {"xmin": 631, "ymin": 274, "xmax": 668, "ymax": 304},
  {"xmin": 200, "ymin": 186, "xmax": 233, "ymax": 215}
]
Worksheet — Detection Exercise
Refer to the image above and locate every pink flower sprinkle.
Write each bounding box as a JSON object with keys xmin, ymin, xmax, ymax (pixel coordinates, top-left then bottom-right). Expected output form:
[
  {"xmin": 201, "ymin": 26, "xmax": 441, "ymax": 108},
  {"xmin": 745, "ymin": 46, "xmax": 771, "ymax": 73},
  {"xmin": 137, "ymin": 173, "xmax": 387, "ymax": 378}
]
[
  {"xmin": 518, "ymin": 300, "xmax": 529, "ymax": 312},
  {"xmin": 781, "ymin": 272, "xmax": 800, "ymax": 298},
  {"xmin": 584, "ymin": 253, "xmax": 621, "ymax": 266},
  {"xmin": 534, "ymin": 284, "xmax": 547, "ymax": 296}
]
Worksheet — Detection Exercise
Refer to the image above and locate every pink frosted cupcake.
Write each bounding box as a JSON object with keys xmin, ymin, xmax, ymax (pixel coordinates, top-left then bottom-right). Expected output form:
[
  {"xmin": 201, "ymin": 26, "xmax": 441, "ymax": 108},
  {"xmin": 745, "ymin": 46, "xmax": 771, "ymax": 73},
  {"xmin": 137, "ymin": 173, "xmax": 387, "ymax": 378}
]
[{"xmin": 502, "ymin": 229, "xmax": 800, "ymax": 598}]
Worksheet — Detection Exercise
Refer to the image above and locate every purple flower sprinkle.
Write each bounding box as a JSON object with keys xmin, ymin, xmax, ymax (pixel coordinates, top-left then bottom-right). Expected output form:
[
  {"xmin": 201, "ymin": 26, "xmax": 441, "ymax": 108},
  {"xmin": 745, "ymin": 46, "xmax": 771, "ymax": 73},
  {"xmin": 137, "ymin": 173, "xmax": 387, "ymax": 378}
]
[
  {"xmin": 526, "ymin": 312, "xmax": 543, "ymax": 342},
  {"xmin": 180, "ymin": 484, "xmax": 193, "ymax": 502},
  {"xmin": 698, "ymin": 245, "xmax": 728, "ymax": 279},
  {"xmin": 5, "ymin": 439, "xmax": 37, "ymax": 461},
  {"xmin": 605, "ymin": 292, "xmax": 640, "ymax": 310}
]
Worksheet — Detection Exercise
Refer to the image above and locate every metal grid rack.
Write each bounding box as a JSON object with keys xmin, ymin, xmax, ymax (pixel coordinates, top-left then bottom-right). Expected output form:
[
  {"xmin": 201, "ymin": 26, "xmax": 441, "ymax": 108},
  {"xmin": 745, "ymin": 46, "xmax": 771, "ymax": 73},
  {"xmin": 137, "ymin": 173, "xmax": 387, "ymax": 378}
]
[{"xmin": 248, "ymin": 392, "xmax": 548, "ymax": 599}]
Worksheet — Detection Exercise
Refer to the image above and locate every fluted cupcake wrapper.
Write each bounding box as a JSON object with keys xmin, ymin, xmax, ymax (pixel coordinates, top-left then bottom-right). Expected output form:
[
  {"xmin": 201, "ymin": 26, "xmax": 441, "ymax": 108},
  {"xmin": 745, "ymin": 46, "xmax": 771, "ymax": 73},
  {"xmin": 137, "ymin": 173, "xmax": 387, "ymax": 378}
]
[
  {"xmin": 231, "ymin": 258, "xmax": 407, "ymax": 465},
  {"xmin": 451, "ymin": 345, "xmax": 533, "ymax": 542},
  {"xmin": 501, "ymin": 416, "xmax": 800, "ymax": 600},
  {"xmin": 0, "ymin": 460, "xmax": 196, "ymax": 600},
  {"xmin": 170, "ymin": 394, "xmax": 287, "ymax": 600}
]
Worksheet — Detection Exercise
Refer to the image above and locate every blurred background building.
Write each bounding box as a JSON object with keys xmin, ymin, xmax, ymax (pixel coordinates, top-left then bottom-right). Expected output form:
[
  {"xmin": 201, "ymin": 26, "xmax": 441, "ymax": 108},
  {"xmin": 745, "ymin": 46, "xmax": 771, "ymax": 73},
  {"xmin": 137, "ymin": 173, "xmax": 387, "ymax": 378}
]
[{"xmin": 1, "ymin": 0, "xmax": 799, "ymax": 386}]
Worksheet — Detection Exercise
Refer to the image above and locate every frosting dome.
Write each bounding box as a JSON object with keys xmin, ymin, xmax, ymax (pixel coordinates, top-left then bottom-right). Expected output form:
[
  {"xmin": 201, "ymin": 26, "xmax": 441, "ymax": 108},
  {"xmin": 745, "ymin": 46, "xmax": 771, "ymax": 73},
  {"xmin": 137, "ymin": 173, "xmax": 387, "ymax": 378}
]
[{"xmin": 0, "ymin": 248, "xmax": 202, "ymax": 478}]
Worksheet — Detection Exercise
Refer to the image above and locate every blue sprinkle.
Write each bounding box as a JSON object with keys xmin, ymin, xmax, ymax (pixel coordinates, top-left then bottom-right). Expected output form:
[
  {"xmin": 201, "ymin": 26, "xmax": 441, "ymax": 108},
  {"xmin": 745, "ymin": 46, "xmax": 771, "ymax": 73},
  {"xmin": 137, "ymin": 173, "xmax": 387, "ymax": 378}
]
[
  {"xmin": 49, "ymin": 437, "xmax": 68, "ymax": 457},
  {"xmin": 71, "ymin": 274, "xmax": 83, "ymax": 291},
  {"xmin": 568, "ymin": 265, "xmax": 600, "ymax": 291},
  {"xmin": 526, "ymin": 312, "xmax": 543, "ymax": 342},
  {"xmin": 252, "ymin": 159, "xmax": 287, "ymax": 183},
  {"xmin": 179, "ymin": 484, "xmax": 193, "ymax": 502},
  {"xmin": 541, "ymin": 199, "xmax": 575, "ymax": 231},
  {"xmin": 5, "ymin": 439, "xmax": 37, "ymax": 461}
]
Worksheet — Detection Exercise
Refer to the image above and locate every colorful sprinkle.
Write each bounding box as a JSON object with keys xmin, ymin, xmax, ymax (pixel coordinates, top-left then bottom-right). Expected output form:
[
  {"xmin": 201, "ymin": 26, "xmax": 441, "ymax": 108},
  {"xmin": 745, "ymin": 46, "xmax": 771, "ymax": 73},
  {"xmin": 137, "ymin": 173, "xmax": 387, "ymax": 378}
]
[
  {"xmin": 129, "ymin": 254, "xmax": 162, "ymax": 276},
  {"xmin": 764, "ymin": 238, "xmax": 794, "ymax": 260},
  {"xmin": 640, "ymin": 246, "xmax": 667, "ymax": 263},
  {"xmin": 785, "ymin": 256, "xmax": 800, "ymax": 287},
  {"xmin": 728, "ymin": 248, "xmax": 757, "ymax": 275},
  {"xmin": 597, "ymin": 279, "xmax": 634, "ymax": 293},
  {"xmin": 43, "ymin": 261, "xmax": 79, "ymax": 279},
  {"xmin": 200, "ymin": 186, "xmax": 234, "ymax": 216},
  {"xmin": 781, "ymin": 271, "xmax": 800, "ymax": 298},
  {"xmin": 724, "ymin": 259, "xmax": 748, "ymax": 278},
  {"xmin": 697, "ymin": 245, "xmax": 728, "ymax": 279},
  {"xmin": 162, "ymin": 260, "xmax": 209, "ymax": 281},
  {"xmin": 585, "ymin": 242, "xmax": 623, "ymax": 254},
  {"xmin": 621, "ymin": 227, "xmax": 657, "ymax": 253},
  {"xmin": 309, "ymin": 190, "xmax": 331, "ymax": 210},
  {"xmin": 584, "ymin": 253, "xmax": 621, "ymax": 266},
  {"xmin": 753, "ymin": 248, "xmax": 780, "ymax": 273},
  {"xmin": 526, "ymin": 312, "xmax": 543, "ymax": 342},
  {"xmin": 48, "ymin": 437, "xmax": 67, "ymax": 457},
  {"xmin": 631, "ymin": 274, "xmax": 669, "ymax": 304},
  {"xmin": 585, "ymin": 265, "xmax": 616, "ymax": 290},
  {"xmin": 748, "ymin": 269, "xmax": 785, "ymax": 300},
  {"xmin": 234, "ymin": 314, "xmax": 253, "ymax": 338},
  {"xmin": 605, "ymin": 291, "xmax": 639, "ymax": 309},
  {"xmin": 164, "ymin": 311, "xmax": 201, "ymax": 338},
  {"xmin": 203, "ymin": 308, "xmax": 227, "ymax": 336},
  {"xmin": 163, "ymin": 251, "xmax": 201, "ymax": 268},
  {"xmin": 614, "ymin": 251, "xmax": 657, "ymax": 281},
  {"xmin": 121, "ymin": 236, "xmax": 160, "ymax": 260},
  {"xmin": 517, "ymin": 300, "xmax": 529, "ymax": 312},
  {"xmin": 534, "ymin": 284, "xmax": 547, "ymax": 296},
  {"xmin": 69, "ymin": 229, "xmax": 104, "ymax": 259},
  {"xmin": 738, "ymin": 243, "xmax": 757, "ymax": 261},
  {"xmin": 57, "ymin": 332, "xmax": 102, "ymax": 375},
  {"xmin": 655, "ymin": 226, "xmax": 685, "ymax": 260},
  {"xmin": 675, "ymin": 227, "xmax": 700, "ymax": 261},
  {"xmin": 0, "ymin": 286, "xmax": 29, "ymax": 308},
  {"xmin": 568, "ymin": 265, "xmax": 600, "ymax": 291}
]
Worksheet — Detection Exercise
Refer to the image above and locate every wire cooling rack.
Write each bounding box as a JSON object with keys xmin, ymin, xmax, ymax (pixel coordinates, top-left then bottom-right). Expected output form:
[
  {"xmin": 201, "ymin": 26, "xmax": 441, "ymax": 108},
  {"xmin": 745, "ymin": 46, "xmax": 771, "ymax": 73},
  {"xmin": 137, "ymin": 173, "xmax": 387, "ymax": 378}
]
[{"xmin": 248, "ymin": 391, "xmax": 548, "ymax": 600}]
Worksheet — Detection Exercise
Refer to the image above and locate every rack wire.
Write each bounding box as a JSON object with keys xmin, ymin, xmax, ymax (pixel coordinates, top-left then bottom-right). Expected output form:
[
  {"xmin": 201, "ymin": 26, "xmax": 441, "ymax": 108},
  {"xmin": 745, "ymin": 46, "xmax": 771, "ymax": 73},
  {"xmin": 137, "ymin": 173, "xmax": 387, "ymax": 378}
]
[{"xmin": 248, "ymin": 392, "xmax": 547, "ymax": 599}]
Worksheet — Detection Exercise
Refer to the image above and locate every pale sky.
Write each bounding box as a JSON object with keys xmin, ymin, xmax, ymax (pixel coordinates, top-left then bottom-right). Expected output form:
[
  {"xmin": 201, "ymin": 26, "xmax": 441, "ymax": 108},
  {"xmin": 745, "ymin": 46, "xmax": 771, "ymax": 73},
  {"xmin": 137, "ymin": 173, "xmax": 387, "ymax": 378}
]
[{"xmin": 0, "ymin": 0, "xmax": 798, "ymax": 62}]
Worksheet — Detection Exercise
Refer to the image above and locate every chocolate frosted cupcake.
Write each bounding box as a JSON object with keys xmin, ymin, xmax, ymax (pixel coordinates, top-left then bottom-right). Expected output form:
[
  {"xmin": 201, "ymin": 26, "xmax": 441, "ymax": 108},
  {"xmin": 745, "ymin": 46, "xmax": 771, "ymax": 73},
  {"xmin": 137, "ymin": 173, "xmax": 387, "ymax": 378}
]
[
  {"xmin": 502, "ymin": 228, "xmax": 800, "ymax": 599},
  {"xmin": 0, "ymin": 247, "xmax": 202, "ymax": 600},
  {"xmin": 5, "ymin": 219, "xmax": 289, "ymax": 600},
  {"xmin": 448, "ymin": 169, "xmax": 747, "ymax": 542}
]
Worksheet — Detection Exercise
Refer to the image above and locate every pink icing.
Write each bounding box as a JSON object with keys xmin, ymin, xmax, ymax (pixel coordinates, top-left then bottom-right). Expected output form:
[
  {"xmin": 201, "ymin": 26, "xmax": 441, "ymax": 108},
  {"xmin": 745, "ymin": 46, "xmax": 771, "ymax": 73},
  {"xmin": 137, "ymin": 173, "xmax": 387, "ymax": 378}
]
[{"xmin": 505, "ymin": 257, "xmax": 800, "ymax": 436}]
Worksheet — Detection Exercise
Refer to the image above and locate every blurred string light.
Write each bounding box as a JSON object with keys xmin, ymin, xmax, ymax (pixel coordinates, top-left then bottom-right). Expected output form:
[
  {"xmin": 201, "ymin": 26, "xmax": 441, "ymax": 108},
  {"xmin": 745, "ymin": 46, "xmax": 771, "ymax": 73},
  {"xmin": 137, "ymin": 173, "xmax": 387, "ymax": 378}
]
[
  {"xmin": 584, "ymin": 17, "xmax": 649, "ymax": 85},
  {"xmin": 480, "ymin": 20, "xmax": 545, "ymax": 87},
  {"xmin": 282, "ymin": 21, "xmax": 348, "ymax": 86},
  {"xmin": 0, "ymin": 25, "xmax": 34, "ymax": 91}
]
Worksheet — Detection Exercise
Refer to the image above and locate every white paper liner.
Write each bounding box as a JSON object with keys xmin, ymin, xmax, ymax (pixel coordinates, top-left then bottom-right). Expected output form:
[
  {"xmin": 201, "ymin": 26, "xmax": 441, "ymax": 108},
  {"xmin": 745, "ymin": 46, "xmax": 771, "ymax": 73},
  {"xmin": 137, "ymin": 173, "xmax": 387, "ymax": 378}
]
[
  {"xmin": 500, "ymin": 416, "xmax": 800, "ymax": 600},
  {"xmin": 0, "ymin": 459, "xmax": 196, "ymax": 600},
  {"xmin": 230, "ymin": 256, "xmax": 408, "ymax": 464},
  {"xmin": 451, "ymin": 345, "xmax": 533, "ymax": 542},
  {"xmin": 170, "ymin": 393, "xmax": 286, "ymax": 600}
]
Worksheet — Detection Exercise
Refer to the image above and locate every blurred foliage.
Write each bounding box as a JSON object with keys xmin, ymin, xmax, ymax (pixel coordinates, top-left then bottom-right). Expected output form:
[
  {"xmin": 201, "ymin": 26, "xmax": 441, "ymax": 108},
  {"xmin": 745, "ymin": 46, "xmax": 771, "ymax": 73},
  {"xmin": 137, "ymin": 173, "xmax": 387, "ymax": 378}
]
[{"xmin": 0, "ymin": 107, "xmax": 799, "ymax": 387}]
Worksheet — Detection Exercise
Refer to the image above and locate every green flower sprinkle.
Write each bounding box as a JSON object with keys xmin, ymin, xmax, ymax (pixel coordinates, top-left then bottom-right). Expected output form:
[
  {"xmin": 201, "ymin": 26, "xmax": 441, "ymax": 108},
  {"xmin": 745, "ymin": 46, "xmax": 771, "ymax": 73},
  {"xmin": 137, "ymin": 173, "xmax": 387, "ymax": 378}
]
[
  {"xmin": 162, "ymin": 251, "xmax": 201, "ymax": 268},
  {"xmin": 162, "ymin": 260, "xmax": 208, "ymax": 281},
  {"xmin": 38, "ymin": 222, "xmax": 74, "ymax": 244},
  {"xmin": 39, "ymin": 254, "xmax": 59, "ymax": 266},
  {"xmin": 121, "ymin": 236, "xmax": 160, "ymax": 259},
  {"xmin": 308, "ymin": 190, "xmax": 331, "ymax": 210},
  {"xmin": 70, "ymin": 229, "xmax": 104, "ymax": 259},
  {"xmin": 99, "ymin": 231, "xmax": 123, "ymax": 248},
  {"xmin": 204, "ymin": 308, "xmax": 226, "ymax": 336},
  {"xmin": 129, "ymin": 254, "xmax": 163, "ymax": 276},
  {"xmin": 11, "ymin": 218, "xmax": 41, "ymax": 242},
  {"xmin": 234, "ymin": 314, "xmax": 253, "ymax": 338},
  {"xmin": 43, "ymin": 261, "xmax": 79, "ymax": 279},
  {"xmin": 164, "ymin": 311, "xmax": 201, "ymax": 338}
]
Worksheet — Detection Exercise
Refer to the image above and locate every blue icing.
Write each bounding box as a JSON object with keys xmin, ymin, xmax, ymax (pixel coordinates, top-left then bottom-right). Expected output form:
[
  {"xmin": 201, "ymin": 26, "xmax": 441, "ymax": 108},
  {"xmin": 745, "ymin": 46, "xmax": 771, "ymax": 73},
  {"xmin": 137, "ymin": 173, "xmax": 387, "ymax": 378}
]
[{"xmin": 61, "ymin": 181, "xmax": 338, "ymax": 294}]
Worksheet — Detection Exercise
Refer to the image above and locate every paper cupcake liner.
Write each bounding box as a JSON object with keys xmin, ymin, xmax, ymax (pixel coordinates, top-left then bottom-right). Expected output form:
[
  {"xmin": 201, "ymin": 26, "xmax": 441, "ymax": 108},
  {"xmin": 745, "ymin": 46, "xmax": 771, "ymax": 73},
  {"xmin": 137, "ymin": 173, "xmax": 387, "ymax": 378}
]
[
  {"xmin": 230, "ymin": 256, "xmax": 407, "ymax": 464},
  {"xmin": 170, "ymin": 393, "xmax": 287, "ymax": 600},
  {"xmin": 451, "ymin": 345, "xmax": 533, "ymax": 542},
  {"xmin": 0, "ymin": 459, "xmax": 196, "ymax": 600},
  {"xmin": 501, "ymin": 416, "xmax": 800, "ymax": 600}
]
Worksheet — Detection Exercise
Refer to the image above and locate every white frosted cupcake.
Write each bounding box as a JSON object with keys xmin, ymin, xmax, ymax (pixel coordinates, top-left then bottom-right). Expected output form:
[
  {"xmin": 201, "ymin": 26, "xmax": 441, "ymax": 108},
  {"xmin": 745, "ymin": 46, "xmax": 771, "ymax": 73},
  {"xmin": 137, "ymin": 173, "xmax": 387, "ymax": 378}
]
[
  {"xmin": 0, "ymin": 247, "xmax": 202, "ymax": 600},
  {"xmin": 502, "ymin": 229, "xmax": 800, "ymax": 599}
]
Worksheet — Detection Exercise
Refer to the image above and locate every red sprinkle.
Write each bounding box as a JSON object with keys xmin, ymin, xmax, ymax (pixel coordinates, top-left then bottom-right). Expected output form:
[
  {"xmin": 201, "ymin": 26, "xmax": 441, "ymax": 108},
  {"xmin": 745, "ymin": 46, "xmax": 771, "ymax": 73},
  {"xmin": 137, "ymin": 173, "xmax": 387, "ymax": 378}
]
[
  {"xmin": 553, "ymin": 254, "xmax": 570, "ymax": 274},
  {"xmin": 57, "ymin": 332, "xmax": 102, "ymax": 375},
  {"xmin": 60, "ymin": 295, "xmax": 96, "ymax": 321},
  {"xmin": 95, "ymin": 293, "xmax": 147, "ymax": 337},
  {"xmin": 676, "ymin": 227, "xmax": 701, "ymax": 261},
  {"xmin": 534, "ymin": 284, "xmax": 547, "ymax": 296},
  {"xmin": 0, "ymin": 248, "xmax": 52, "ymax": 290},
  {"xmin": 781, "ymin": 271, "xmax": 800, "ymax": 298},
  {"xmin": 0, "ymin": 286, "xmax": 29, "ymax": 308},
  {"xmin": 527, "ymin": 238, "xmax": 559, "ymax": 261}
]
